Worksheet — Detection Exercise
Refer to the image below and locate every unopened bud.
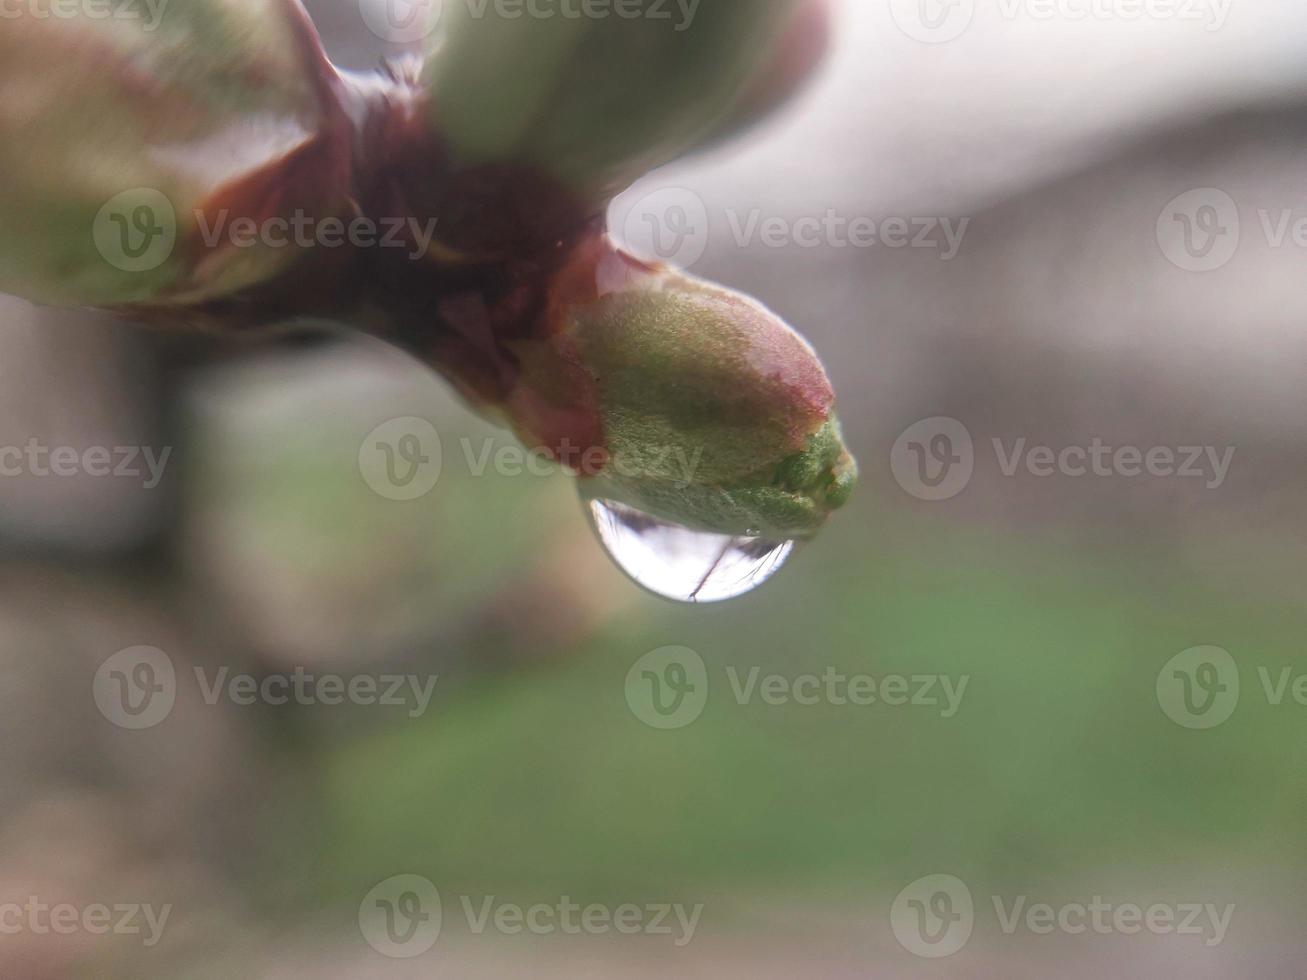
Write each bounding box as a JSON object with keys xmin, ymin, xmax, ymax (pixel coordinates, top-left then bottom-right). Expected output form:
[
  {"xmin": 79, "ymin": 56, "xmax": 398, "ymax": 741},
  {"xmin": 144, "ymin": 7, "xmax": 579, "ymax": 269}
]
[{"xmin": 506, "ymin": 239, "xmax": 856, "ymax": 539}]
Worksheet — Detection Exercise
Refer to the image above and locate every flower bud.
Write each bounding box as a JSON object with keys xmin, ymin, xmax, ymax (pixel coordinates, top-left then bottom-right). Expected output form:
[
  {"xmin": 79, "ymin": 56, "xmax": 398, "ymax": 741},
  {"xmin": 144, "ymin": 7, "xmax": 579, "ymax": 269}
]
[
  {"xmin": 422, "ymin": 0, "xmax": 828, "ymax": 204},
  {"xmin": 0, "ymin": 0, "xmax": 348, "ymax": 307},
  {"xmin": 505, "ymin": 239, "xmax": 856, "ymax": 540},
  {"xmin": 699, "ymin": 0, "xmax": 832, "ymax": 149}
]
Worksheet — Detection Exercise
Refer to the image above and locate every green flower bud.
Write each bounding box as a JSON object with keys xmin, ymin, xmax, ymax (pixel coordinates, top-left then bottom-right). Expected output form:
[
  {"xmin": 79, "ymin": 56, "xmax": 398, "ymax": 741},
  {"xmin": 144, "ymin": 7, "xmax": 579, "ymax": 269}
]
[
  {"xmin": 0, "ymin": 0, "xmax": 350, "ymax": 308},
  {"xmin": 422, "ymin": 0, "xmax": 826, "ymax": 204},
  {"xmin": 505, "ymin": 238, "xmax": 856, "ymax": 540},
  {"xmin": 698, "ymin": 0, "xmax": 832, "ymax": 150}
]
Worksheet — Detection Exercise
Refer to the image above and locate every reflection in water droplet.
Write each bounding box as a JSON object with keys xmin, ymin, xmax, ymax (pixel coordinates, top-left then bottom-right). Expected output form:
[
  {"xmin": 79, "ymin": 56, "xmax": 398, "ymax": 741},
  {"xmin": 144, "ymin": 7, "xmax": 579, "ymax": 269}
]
[{"xmin": 585, "ymin": 498, "xmax": 795, "ymax": 603}]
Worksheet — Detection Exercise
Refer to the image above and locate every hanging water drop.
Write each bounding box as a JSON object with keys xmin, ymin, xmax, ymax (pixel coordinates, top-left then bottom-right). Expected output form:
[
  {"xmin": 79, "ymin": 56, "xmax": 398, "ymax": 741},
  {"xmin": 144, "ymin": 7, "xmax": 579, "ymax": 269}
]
[{"xmin": 585, "ymin": 497, "xmax": 796, "ymax": 603}]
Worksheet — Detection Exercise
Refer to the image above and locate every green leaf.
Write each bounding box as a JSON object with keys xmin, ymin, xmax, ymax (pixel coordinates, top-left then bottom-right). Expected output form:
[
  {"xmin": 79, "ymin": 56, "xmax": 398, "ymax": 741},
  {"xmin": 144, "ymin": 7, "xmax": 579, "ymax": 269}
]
[
  {"xmin": 0, "ymin": 0, "xmax": 348, "ymax": 308},
  {"xmin": 423, "ymin": 0, "xmax": 822, "ymax": 204}
]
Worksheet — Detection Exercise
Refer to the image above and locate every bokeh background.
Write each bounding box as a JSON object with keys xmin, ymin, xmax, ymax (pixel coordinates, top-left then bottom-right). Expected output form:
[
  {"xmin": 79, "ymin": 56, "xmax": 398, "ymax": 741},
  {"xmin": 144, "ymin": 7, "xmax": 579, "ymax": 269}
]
[{"xmin": 4, "ymin": 0, "xmax": 1307, "ymax": 975}]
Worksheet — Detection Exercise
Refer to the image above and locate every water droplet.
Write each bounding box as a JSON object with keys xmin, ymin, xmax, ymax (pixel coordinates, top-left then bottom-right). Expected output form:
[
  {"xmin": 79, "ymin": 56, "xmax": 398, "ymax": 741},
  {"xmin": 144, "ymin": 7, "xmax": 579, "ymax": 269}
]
[{"xmin": 584, "ymin": 498, "xmax": 795, "ymax": 603}]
